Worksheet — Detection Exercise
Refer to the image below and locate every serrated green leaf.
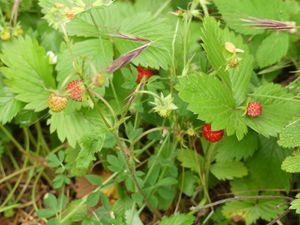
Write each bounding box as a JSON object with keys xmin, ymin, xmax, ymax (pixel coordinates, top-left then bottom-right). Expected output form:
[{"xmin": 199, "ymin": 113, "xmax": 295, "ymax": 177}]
[
  {"xmin": 281, "ymin": 151, "xmax": 300, "ymax": 173},
  {"xmin": 76, "ymin": 132, "xmax": 105, "ymax": 169},
  {"xmin": 159, "ymin": 214, "xmax": 195, "ymax": 225},
  {"xmin": 177, "ymin": 149, "xmax": 203, "ymax": 173},
  {"xmin": 114, "ymin": 14, "xmax": 173, "ymax": 70},
  {"xmin": 56, "ymin": 38, "xmax": 113, "ymax": 83},
  {"xmin": 290, "ymin": 197, "xmax": 300, "ymax": 214},
  {"xmin": 215, "ymin": 131, "xmax": 258, "ymax": 162},
  {"xmin": 47, "ymin": 108, "xmax": 108, "ymax": 147},
  {"xmin": 0, "ymin": 87, "xmax": 23, "ymax": 124},
  {"xmin": 256, "ymin": 32, "xmax": 289, "ymax": 68},
  {"xmin": 278, "ymin": 119, "xmax": 300, "ymax": 148},
  {"xmin": 210, "ymin": 161, "xmax": 248, "ymax": 180},
  {"xmin": 66, "ymin": 3, "xmax": 173, "ymax": 69},
  {"xmin": 222, "ymin": 197, "xmax": 286, "ymax": 225},
  {"xmin": 200, "ymin": 17, "xmax": 254, "ymax": 105},
  {"xmin": 179, "ymin": 171, "xmax": 197, "ymax": 197},
  {"xmin": 66, "ymin": 2, "xmax": 134, "ymax": 37},
  {"xmin": 246, "ymin": 83, "xmax": 300, "ymax": 137},
  {"xmin": 0, "ymin": 36, "xmax": 55, "ymax": 111},
  {"xmin": 231, "ymin": 137, "xmax": 291, "ymax": 192},
  {"xmin": 214, "ymin": 0, "xmax": 289, "ymax": 35},
  {"xmin": 177, "ymin": 73, "xmax": 248, "ymax": 139}
]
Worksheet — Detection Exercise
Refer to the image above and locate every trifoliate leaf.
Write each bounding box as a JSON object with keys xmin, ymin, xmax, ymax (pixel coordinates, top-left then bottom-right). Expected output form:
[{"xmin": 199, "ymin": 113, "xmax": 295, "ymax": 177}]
[
  {"xmin": 256, "ymin": 32, "xmax": 289, "ymax": 68},
  {"xmin": 246, "ymin": 83, "xmax": 300, "ymax": 137},
  {"xmin": 215, "ymin": 131, "xmax": 258, "ymax": 162},
  {"xmin": 210, "ymin": 161, "xmax": 248, "ymax": 180},
  {"xmin": 214, "ymin": 0, "xmax": 289, "ymax": 35},
  {"xmin": 222, "ymin": 197, "xmax": 287, "ymax": 225},
  {"xmin": 0, "ymin": 87, "xmax": 23, "ymax": 124},
  {"xmin": 0, "ymin": 36, "xmax": 55, "ymax": 112},
  {"xmin": 278, "ymin": 119, "xmax": 300, "ymax": 148},
  {"xmin": 177, "ymin": 73, "xmax": 248, "ymax": 140},
  {"xmin": 159, "ymin": 214, "xmax": 195, "ymax": 225},
  {"xmin": 281, "ymin": 150, "xmax": 300, "ymax": 173}
]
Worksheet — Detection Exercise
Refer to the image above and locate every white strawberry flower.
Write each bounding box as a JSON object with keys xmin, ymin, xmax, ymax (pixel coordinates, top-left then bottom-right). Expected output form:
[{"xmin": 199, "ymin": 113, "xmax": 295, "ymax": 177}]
[{"xmin": 47, "ymin": 51, "xmax": 57, "ymax": 64}]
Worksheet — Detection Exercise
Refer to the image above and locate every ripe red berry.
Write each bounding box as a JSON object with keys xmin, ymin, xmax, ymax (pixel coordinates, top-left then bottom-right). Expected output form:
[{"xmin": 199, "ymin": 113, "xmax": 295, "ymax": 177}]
[
  {"xmin": 66, "ymin": 80, "xmax": 84, "ymax": 101},
  {"xmin": 202, "ymin": 123, "xmax": 224, "ymax": 142},
  {"xmin": 48, "ymin": 93, "xmax": 68, "ymax": 112},
  {"xmin": 247, "ymin": 102, "xmax": 262, "ymax": 117},
  {"xmin": 136, "ymin": 66, "xmax": 153, "ymax": 83}
]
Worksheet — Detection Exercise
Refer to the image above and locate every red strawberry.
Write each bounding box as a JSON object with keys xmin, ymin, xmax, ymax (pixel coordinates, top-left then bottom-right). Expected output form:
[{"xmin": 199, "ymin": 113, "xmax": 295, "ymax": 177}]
[
  {"xmin": 66, "ymin": 80, "xmax": 84, "ymax": 101},
  {"xmin": 48, "ymin": 93, "xmax": 68, "ymax": 112},
  {"xmin": 247, "ymin": 102, "xmax": 262, "ymax": 117},
  {"xmin": 202, "ymin": 123, "xmax": 224, "ymax": 142},
  {"xmin": 136, "ymin": 66, "xmax": 153, "ymax": 83}
]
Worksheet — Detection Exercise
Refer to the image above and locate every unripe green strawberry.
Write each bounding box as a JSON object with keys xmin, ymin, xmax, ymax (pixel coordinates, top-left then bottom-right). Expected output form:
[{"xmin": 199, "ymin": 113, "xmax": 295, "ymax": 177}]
[
  {"xmin": 92, "ymin": 73, "xmax": 106, "ymax": 87},
  {"xmin": 0, "ymin": 29, "xmax": 11, "ymax": 41},
  {"xmin": 247, "ymin": 102, "xmax": 262, "ymax": 117},
  {"xmin": 66, "ymin": 80, "xmax": 84, "ymax": 101},
  {"xmin": 48, "ymin": 93, "xmax": 68, "ymax": 112}
]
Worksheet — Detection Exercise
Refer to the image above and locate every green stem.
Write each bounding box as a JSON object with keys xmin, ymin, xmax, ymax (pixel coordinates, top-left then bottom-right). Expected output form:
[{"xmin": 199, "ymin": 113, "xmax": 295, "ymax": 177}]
[
  {"xmin": 144, "ymin": 135, "xmax": 169, "ymax": 184},
  {"xmin": 199, "ymin": 0, "xmax": 209, "ymax": 17}
]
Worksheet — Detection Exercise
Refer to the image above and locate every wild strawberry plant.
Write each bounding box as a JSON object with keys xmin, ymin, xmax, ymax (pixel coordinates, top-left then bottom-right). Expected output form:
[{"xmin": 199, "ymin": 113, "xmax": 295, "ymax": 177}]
[{"xmin": 0, "ymin": 0, "xmax": 300, "ymax": 224}]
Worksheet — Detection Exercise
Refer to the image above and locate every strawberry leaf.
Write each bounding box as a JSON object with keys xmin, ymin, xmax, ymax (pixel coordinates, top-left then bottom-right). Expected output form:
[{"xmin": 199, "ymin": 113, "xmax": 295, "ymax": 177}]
[
  {"xmin": 222, "ymin": 197, "xmax": 287, "ymax": 225},
  {"xmin": 47, "ymin": 108, "xmax": 108, "ymax": 147},
  {"xmin": 210, "ymin": 161, "xmax": 248, "ymax": 180},
  {"xmin": 278, "ymin": 119, "xmax": 300, "ymax": 148},
  {"xmin": 281, "ymin": 150, "xmax": 300, "ymax": 173},
  {"xmin": 256, "ymin": 32, "xmax": 289, "ymax": 68},
  {"xmin": 76, "ymin": 133, "xmax": 105, "ymax": 169},
  {"xmin": 0, "ymin": 87, "xmax": 23, "ymax": 124},
  {"xmin": 214, "ymin": 0, "xmax": 289, "ymax": 35},
  {"xmin": 246, "ymin": 83, "xmax": 300, "ymax": 137},
  {"xmin": 159, "ymin": 214, "xmax": 195, "ymax": 225},
  {"xmin": 231, "ymin": 137, "xmax": 291, "ymax": 192},
  {"xmin": 56, "ymin": 38, "xmax": 113, "ymax": 83},
  {"xmin": 0, "ymin": 36, "xmax": 55, "ymax": 112},
  {"xmin": 215, "ymin": 131, "xmax": 258, "ymax": 162},
  {"xmin": 177, "ymin": 73, "xmax": 248, "ymax": 140},
  {"xmin": 66, "ymin": 3, "xmax": 173, "ymax": 69},
  {"xmin": 200, "ymin": 17, "xmax": 254, "ymax": 105}
]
